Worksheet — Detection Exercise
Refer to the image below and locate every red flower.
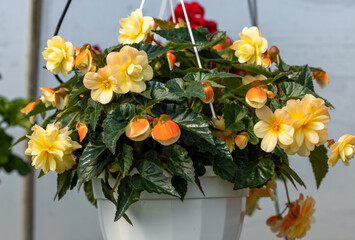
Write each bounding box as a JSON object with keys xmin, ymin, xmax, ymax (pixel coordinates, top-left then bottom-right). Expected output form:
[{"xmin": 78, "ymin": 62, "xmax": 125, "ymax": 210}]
[{"xmin": 169, "ymin": 2, "xmax": 217, "ymax": 34}]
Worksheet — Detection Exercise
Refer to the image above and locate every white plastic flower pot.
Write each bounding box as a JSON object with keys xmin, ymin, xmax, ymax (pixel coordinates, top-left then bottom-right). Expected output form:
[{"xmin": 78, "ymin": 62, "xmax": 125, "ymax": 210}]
[{"xmin": 92, "ymin": 167, "xmax": 249, "ymax": 240}]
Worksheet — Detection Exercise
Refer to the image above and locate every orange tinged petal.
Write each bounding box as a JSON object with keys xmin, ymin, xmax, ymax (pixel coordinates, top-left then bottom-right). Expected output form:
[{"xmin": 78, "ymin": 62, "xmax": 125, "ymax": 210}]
[
  {"xmin": 21, "ymin": 101, "xmax": 39, "ymax": 115},
  {"xmin": 125, "ymin": 115, "xmax": 151, "ymax": 141},
  {"xmin": 151, "ymin": 114, "xmax": 180, "ymax": 146},
  {"xmin": 246, "ymin": 87, "xmax": 267, "ymax": 108},
  {"xmin": 76, "ymin": 121, "xmax": 88, "ymax": 142},
  {"xmin": 166, "ymin": 50, "xmax": 176, "ymax": 71},
  {"xmin": 201, "ymin": 82, "xmax": 214, "ymax": 103},
  {"xmin": 235, "ymin": 132, "xmax": 249, "ymax": 150}
]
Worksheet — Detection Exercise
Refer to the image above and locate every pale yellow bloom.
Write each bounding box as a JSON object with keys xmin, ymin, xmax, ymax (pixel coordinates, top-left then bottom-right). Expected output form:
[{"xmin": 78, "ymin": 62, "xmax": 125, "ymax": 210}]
[
  {"xmin": 233, "ymin": 27, "xmax": 268, "ymax": 65},
  {"xmin": 242, "ymin": 74, "xmax": 267, "ymax": 85},
  {"xmin": 282, "ymin": 94, "xmax": 330, "ymax": 156},
  {"xmin": 107, "ymin": 46, "xmax": 153, "ymax": 93},
  {"xmin": 83, "ymin": 65, "xmax": 120, "ymax": 104},
  {"xmin": 42, "ymin": 36, "xmax": 74, "ymax": 77},
  {"xmin": 328, "ymin": 134, "xmax": 355, "ymax": 167},
  {"xmin": 75, "ymin": 48, "xmax": 92, "ymax": 74},
  {"xmin": 118, "ymin": 9, "xmax": 155, "ymax": 44},
  {"xmin": 25, "ymin": 123, "xmax": 81, "ymax": 174},
  {"xmin": 40, "ymin": 87, "xmax": 68, "ymax": 110},
  {"xmin": 254, "ymin": 106, "xmax": 294, "ymax": 152}
]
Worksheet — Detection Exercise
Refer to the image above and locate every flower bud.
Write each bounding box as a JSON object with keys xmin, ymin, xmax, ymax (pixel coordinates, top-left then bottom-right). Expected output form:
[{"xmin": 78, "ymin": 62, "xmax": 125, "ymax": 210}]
[
  {"xmin": 267, "ymin": 46, "xmax": 280, "ymax": 64},
  {"xmin": 245, "ymin": 87, "xmax": 267, "ymax": 109},
  {"xmin": 267, "ymin": 91, "xmax": 274, "ymax": 99},
  {"xmin": 166, "ymin": 50, "xmax": 176, "ymax": 71},
  {"xmin": 151, "ymin": 114, "xmax": 180, "ymax": 146},
  {"xmin": 235, "ymin": 132, "xmax": 249, "ymax": 150},
  {"xmin": 212, "ymin": 115, "xmax": 226, "ymax": 131},
  {"xmin": 201, "ymin": 82, "xmax": 214, "ymax": 103},
  {"xmin": 76, "ymin": 121, "xmax": 88, "ymax": 142},
  {"xmin": 125, "ymin": 115, "xmax": 151, "ymax": 141},
  {"xmin": 21, "ymin": 101, "xmax": 39, "ymax": 115},
  {"xmin": 327, "ymin": 139, "xmax": 335, "ymax": 148},
  {"xmin": 262, "ymin": 57, "xmax": 272, "ymax": 68},
  {"xmin": 313, "ymin": 68, "xmax": 329, "ymax": 88},
  {"xmin": 75, "ymin": 48, "xmax": 93, "ymax": 74}
]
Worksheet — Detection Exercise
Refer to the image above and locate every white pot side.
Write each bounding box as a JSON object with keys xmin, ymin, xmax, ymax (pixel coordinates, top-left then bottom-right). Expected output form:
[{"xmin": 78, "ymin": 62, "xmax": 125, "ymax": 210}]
[{"xmin": 92, "ymin": 168, "xmax": 249, "ymax": 240}]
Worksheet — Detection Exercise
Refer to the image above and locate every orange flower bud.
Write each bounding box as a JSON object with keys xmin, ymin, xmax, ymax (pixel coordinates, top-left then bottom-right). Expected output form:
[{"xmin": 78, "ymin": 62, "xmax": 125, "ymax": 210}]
[
  {"xmin": 201, "ymin": 82, "xmax": 214, "ymax": 103},
  {"xmin": 21, "ymin": 101, "xmax": 39, "ymax": 115},
  {"xmin": 75, "ymin": 48, "xmax": 93, "ymax": 74},
  {"xmin": 267, "ymin": 46, "xmax": 280, "ymax": 64},
  {"xmin": 125, "ymin": 115, "xmax": 151, "ymax": 141},
  {"xmin": 327, "ymin": 139, "xmax": 335, "ymax": 148},
  {"xmin": 267, "ymin": 91, "xmax": 274, "ymax": 99},
  {"xmin": 151, "ymin": 114, "xmax": 180, "ymax": 146},
  {"xmin": 76, "ymin": 121, "xmax": 88, "ymax": 142},
  {"xmin": 245, "ymin": 87, "xmax": 267, "ymax": 109},
  {"xmin": 166, "ymin": 50, "xmax": 176, "ymax": 71},
  {"xmin": 262, "ymin": 57, "xmax": 272, "ymax": 68},
  {"xmin": 235, "ymin": 132, "xmax": 249, "ymax": 150},
  {"xmin": 313, "ymin": 68, "xmax": 329, "ymax": 88}
]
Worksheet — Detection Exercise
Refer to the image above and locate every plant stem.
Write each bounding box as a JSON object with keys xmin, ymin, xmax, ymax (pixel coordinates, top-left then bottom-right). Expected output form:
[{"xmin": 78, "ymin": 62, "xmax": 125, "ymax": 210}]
[
  {"xmin": 112, "ymin": 173, "xmax": 122, "ymax": 193},
  {"xmin": 281, "ymin": 175, "xmax": 291, "ymax": 204},
  {"xmin": 153, "ymin": 38, "xmax": 163, "ymax": 46},
  {"xmin": 65, "ymin": 112, "xmax": 79, "ymax": 127}
]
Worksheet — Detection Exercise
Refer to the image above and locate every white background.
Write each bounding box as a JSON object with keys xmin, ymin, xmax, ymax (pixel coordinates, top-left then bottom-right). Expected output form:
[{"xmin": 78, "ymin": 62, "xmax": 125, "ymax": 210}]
[{"xmin": 1, "ymin": 0, "xmax": 355, "ymax": 239}]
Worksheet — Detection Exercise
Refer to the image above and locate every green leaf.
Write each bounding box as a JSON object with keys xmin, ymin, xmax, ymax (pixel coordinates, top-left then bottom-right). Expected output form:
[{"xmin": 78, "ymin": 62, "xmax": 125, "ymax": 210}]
[
  {"xmin": 115, "ymin": 175, "xmax": 143, "ymax": 221},
  {"xmin": 86, "ymin": 98, "xmax": 103, "ymax": 131},
  {"xmin": 0, "ymin": 129, "xmax": 12, "ymax": 164},
  {"xmin": 131, "ymin": 43, "xmax": 169, "ymax": 62},
  {"xmin": 167, "ymin": 78, "xmax": 205, "ymax": 98},
  {"xmin": 279, "ymin": 163, "xmax": 306, "ymax": 189},
  {"xmin": 279, "ymin": 82, "xmax": 334, "ymax": 108},
  {"xmin": 163, "ymin": 145, "xmax": 195, "ymax": 182},
  {"xmin": 54, "ymin": 171, "xmax": 77, "ymax": 200},
  {"xmin": 273, "ymin": 145, "xmax": 288, "ymax": 163},
  {"xmin": 102, "ymin": 103, "xmax": 137, "ymax": 154},
  {"xmin": 234, "ymin": 158, "xmax": 275, "ymax": 189},
  {"xmin": 171, "ymin": 176, "xmax": 188, "ymax": 200},
  {"xmin": 151, "ymin": 103, "xmax": 214, "ymax": 144},
  {"xmin": 148, "ymin": 81, "xmax": 180, "ymax": 103},
  {"xmin": 78, "ymin": 135, "xmax": 107, "ymax": 184},
  {"xmin": 154, "ymin": 18, "xmax": 177, "ymax": 30},
  {"xmin": 278, "ymin": 58, "xmax": 291, "ymax": 72},
  {"xmin": 184, "ymin": 70, "xmax": 236, "ymax": 87},
  {"xmin": 116, "ymin": 144, "xmax": 134, "ymax": 177},
  {"xmin": 198, "ymin": 137, "xmax": 232, "ymax": 160},
  {"xmin": 213, "ymin": 156, "xmax": 238, "ymax": 183},
  {"xmin": 223, "ymin": 103, "xmax": 247, "ymax": 131},
  {"xmin": 296, "ymin": 65, "xmax": 314, "ymax": 91},
  {"xmin": 84, "ymin": 180, "xmax": 97, "ymax": 207},
  {"xmin": 136, "ymin": 159, "xmax": 179, "ymax": 197},
  {"xmin": 232, "ymin": 63, "xmax": 273, "ymax": 77},
  {"xmin": 309, "ymin": 145, "xmax": 328, "ymax": 189}
]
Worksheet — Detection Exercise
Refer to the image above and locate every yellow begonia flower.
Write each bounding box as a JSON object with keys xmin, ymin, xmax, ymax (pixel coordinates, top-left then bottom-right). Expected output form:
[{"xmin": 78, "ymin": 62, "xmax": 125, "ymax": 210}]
[
  {"xmin": 233, "ymin": 27, "xmax": 268, "ymax": 65},
  {"xmin": 75, "ymin": 48, "xmax": 92, "ymax": 74},
  {"xmin": 254, "ymin": 106, "xmax": 294, "ymax": 153},
  {"xmin": 328, "ymin": 134, "xmax": 355, "ymax": 167},
  {"xmin": 83, "ymin": 65, "xmax": 120, "ymax": 104},
  {"xmin": 282, "ymin": 94, "xmax": 330, "ymax": 156},
  {"xmin": 118, "ymin": 9, "xmax": 155, "ymax": 44},
  {"xmin": 108, "ymin": 46, "xmax": 153, "ymax": 93},
  {"xmin": 242, "ymin": 74, "xmax": 267, "ymax": 85},
  {"xmin": 25, "ymin": 123, "xmax": 81, "ymax": 174},
  {"xmin": 42, "ymin": 36, "xmax": 74, "ymax": 77},
  {"xmin": 40, "ymin": 87, "xmax": 68, "ymax": 110}
]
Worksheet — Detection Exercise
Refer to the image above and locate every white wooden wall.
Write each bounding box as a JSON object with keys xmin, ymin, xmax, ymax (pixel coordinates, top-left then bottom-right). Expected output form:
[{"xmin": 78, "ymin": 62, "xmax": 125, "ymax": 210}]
[{"xmin": 0, "ymin": 0, "xmax": 355, "ymax": 239}]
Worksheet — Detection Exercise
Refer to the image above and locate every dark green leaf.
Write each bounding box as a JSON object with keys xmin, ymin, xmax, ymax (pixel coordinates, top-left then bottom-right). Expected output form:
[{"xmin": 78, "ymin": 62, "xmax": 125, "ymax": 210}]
[
  {"xmin": 198, "ymin": 137, "xmax": 232, "ymax": 160},
  {"xmin": 148, "ymin": 81, "xmax": 180, "ymax": 103},
  {"xmin": 309, "ymin": 145, "xmax": 328, "ymax": 189},
  {"xmin": 102, "ymin": 103, "xmax": 137, "ymax": 154},
  {"xmin": 54, "ymin": 171, "xmax": 76, "ymax": 200},
  {"xmin": 279, "ymin": 163, "xmax": 306, "ymax": 189},
  {"xmin": 223, "ymin": 103, "xmax": 247, "ymax": 131},
  {"xmin": 278, "ymin": 58, "xmax": 291, "ymax": 72},
  {"xmin": 184, "ymin": 70, "xmax": 235, "ymax": 87},
  {"xmin": 136, "ymin": 159, "xmax": 179, "ymax": 197},
  {"xmin": 234, "ymin": 158, "xmax": 275, "ymax": 189},
  {"xmin": 86, "ymin": 98, "xmax": 103, "ymax": 131},
  {"xmin": 171, "ymin": 176, "xmax": 188, "ymax": 200},
  {"xmin": 232, "ymin": 63, "xmax": 273, "ymax": 77},
  {"xmin": 296, "ymin": 65, "xmax": 314, "ymax": 91},
  {"xmin": 154, "ymin": 18, "xmax": 177, "ymax": 30},
  {"xmin": 130, "ymin": 43, "xmax": 169, "ymax": 62},
  {"xmin": 163, "ymin": 145, "xmax": 195, "ymax": 182},
  {"xmin": 213, "ymin": 156, "xmax": 238, "ymax": 182},
  {"xmin": 116, "ymin": 144, "xmax": 134, "ymax": 177},
  {"xmin": 0, "ymin": 129, "xmax": 12, "ymax": 164},
  {"xmin": 78, "ymin": 135, "xmax": 107, "ymax": 184},
  {"xmin": 115, "ymin": 175, "xmax": 143, "ymax": 221},
  {"xmin": 151, "ymin": 103, "xmax": 214, "ymax": 144},
  {"xmin": 167, "ymin": 78, "xmax": 205, "ymax": 98},
  {"xmin": 84, "ymin": 180, "xmax": 97, "ymax": 207}
]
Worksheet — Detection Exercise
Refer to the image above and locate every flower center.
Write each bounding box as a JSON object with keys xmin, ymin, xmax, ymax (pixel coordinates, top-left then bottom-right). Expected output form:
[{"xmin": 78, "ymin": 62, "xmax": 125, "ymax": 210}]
[
  {"xmin": 127, "ymin": 64, "xmax": 143, "ymax": 76},
  {"xmin": 271, "ymin": 121, "xmax": 280, "ymax": 132},
  {"xmin": 101, "ymin": 79, "xmax": 112, "ymax": 90}
]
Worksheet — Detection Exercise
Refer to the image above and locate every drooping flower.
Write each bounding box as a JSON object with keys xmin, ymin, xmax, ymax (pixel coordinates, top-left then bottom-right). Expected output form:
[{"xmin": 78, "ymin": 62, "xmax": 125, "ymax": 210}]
[
  {"xmin": 235, "ymin": 132, "xmax": 249, "ymax": 150},
  {"xmin": 246, "ymin": 178, "xmax": 276, "ymax": 214},
  {"xmin": 328, "ymin": 134, "xmax": 355, "ymax": 167},
  {"xmin": 83, "ymin": 65, "xmax": 120, "ymax": 104},
  {"xmin": 312, "ymin": 68, "xmax": 329, "ymax": 88},
  {"xmin": 281, "ymin": 94, "xmax": 330, "ymax": 156},
  {"xmin": 246, "ymin": 87, "xmax": 267, "ymax": 109},
  {"xmin": 254, "ymin": 106, "xmax": 294, "ymax": 152},
  {"xmin": 151, "ymin": 115, "xmax": 180, "ymax": 146},
  {"xmin": 118, "ymin": 9, "xmax": 155, "ymax": 44},
  {"xmin": 233, "ymin": 27, "xmax": 268, "ymax": 65},
  {"xmin": 75, "ymin": 47, "xmax": 93, "ymax": 74},
  {"xmin": 108, "ymin": 46, "xmax": 153, "ymax": 93},
  {"xmin": 42, "ymin": 36, "xmax": 75, "ymax": 77},
  {"xmin": 21, "ymin": 101, "xmax": 39, "ymax": 115},
  {"xmin": 166, "ymin": 50, "xmax": 176, "ymax": 71},
  {"xmin": 76, "ymin": 121, "xmax": 88, "ymax": 142},
  {"xmin": 125, "ymin": 115, "xmax": 151, "ymax": 141},
  {"xmin": 25, "ymin": 123, "xmax": 81, "ymax": 174}
]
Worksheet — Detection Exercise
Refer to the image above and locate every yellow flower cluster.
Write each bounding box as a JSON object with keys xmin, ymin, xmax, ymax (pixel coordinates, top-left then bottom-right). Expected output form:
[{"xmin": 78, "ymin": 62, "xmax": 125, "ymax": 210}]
[
  {"xmin": 83, "ymin": 46, "xmax": 153, "ymax": 104},
  {"xmin": 254, "ymin": 94, "xmax": 330, "ymax": 155},
  {"xmin": 25, "ymin": 123, "xmax": 81, "ymax": 174}
]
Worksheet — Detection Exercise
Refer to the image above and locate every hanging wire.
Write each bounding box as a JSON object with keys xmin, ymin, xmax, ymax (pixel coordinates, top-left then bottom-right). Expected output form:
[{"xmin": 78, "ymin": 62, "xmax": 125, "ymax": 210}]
[
  {"xmin": 169, "ymin": 0, "xmax": 176, "ymax": 23},
  {"xmin": 247, "ymin": 0, "xmax": 258, "ymax": 27},
  {"xmin": 158, "ymin": 0, "xmax": 168, "ymax": 19},
  {"xmin": 140, "ymin": 0, "xmax": 146, "ymax": 10}
]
